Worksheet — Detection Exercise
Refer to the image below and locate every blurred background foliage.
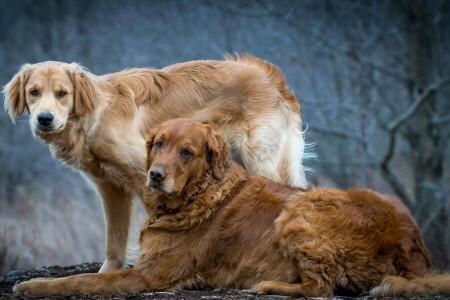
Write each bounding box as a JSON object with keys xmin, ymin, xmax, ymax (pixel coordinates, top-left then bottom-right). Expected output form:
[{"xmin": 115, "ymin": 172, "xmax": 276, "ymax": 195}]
[{"xmin": 1, "ymin": 0, "xmax": 449, "ymax": 273}]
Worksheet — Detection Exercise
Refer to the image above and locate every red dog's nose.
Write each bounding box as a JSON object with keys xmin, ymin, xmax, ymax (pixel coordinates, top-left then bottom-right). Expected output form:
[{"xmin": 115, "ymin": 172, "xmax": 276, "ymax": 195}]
[{"xmin": 150, "ymin": 167, "xmax": 166, "ymax": 182}]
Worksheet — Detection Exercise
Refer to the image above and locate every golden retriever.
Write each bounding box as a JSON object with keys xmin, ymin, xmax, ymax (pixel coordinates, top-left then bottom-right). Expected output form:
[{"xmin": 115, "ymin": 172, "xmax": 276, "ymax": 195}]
[
  {"xmin": 14, "ymin": 118, "xmax": 450, "ymax": 297},
  {"xmin": 3, "ymin": 54, "xmax": 307, "ymax": 273}
]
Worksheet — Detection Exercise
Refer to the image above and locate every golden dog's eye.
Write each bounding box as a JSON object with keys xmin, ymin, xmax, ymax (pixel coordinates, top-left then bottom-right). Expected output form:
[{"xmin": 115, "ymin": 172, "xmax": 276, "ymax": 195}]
[
  {"xmin": 57, "ymin": 91, "xmax": 67, "ymax": 98},
  {"xmin": 155, "ymin": 141, "xmax": 164, "ymax": 150},
  {"xmin": 181, "ymin": 149, "xmax": 193, "ymax": 158},
  {"xmin": 30, "ymin": 89, "xmax": 39, "ymax": 96}
]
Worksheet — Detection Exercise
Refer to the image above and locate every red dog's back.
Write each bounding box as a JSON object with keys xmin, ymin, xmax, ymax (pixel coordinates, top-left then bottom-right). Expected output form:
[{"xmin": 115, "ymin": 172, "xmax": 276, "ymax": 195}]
[{"xmin": 270, "ymin": 187, "xmax": 431, "ymax": 296}]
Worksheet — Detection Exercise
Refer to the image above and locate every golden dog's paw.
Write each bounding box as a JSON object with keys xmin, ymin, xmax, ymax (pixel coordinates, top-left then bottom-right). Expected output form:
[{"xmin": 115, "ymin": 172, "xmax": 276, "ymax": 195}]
[
  {"xmin": 251, "ymin": 281, "xmax": 277, "ymax": 294},
  {"xmin": 14, "ymin": 278, "xmax": 54, "ymax": 296}
]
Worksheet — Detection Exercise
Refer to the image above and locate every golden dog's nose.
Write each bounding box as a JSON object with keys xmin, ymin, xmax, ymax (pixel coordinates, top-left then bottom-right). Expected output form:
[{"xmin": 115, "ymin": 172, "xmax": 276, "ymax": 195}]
[{"xmin": 37, "ymin": 112, "xmax": 54, "ymax": 126}]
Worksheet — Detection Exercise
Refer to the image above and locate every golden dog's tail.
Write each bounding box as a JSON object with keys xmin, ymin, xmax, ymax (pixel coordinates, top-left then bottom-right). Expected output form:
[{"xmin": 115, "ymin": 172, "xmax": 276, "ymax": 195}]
[
  {"xmin": 371, "ymin": 274, "xmax": 450, "ymax": 297},
  {"xmin": 224, "ymin": 53, "xmax": 300, "ymax": 114},
  {"xmin": 225, "ymin": 53, "xmax": 315, "ymax": 187}
]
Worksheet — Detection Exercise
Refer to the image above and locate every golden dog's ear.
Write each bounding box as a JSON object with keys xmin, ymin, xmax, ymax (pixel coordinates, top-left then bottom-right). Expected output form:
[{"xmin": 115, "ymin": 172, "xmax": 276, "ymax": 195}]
[
  {"xmin": 203, "ymin": 122, "xmax": 230, "ymax": 181},
  {"xmin": 3, "ymin": 64, "xmax": 31, "ymax": 122},
  {"xmin": 67, "ymin": 64, "xmax": 97, "ymax": 117},
  {"xmin": 145, "ymin": 124, "xmax": 163, "ymax": 171}
]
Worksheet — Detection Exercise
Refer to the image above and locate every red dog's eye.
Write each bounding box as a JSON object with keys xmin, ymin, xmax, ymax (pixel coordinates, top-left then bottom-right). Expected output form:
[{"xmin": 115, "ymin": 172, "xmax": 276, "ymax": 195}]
[
  {"xmin": 30, "ymin": 89, "xmax": 39, "ymax": 96},
  {"xmin": 181, "ymin": 149, "xmax": 193, "ymax": 158},
  {"xmin": 155, "ymin": 141, "xmax": 164, "ymax": 150}
]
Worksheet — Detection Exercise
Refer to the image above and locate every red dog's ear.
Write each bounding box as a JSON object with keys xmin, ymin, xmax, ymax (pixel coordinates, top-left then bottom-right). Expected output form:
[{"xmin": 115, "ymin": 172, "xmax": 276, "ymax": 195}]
[
  {"xmin": 66, "ymin": 64, "xmax": 97, "ymax": 117},
  {"xmin": 145, "ymin": 124, "xmax": 163, "ymax": 171},
  {"xmin": 203, "ymin": 122, "xmax": 230, "ymax": 181},
  {"xmin": 3, "ymin": 64, "xmax": 32, "ymax": 122}
]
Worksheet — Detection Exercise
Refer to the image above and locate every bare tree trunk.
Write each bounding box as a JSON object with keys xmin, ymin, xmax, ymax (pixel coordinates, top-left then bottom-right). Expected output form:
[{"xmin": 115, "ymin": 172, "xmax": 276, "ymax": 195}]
[{"xmin": 399, "ymin": 0, "xmax": 449, "ymax": 269}]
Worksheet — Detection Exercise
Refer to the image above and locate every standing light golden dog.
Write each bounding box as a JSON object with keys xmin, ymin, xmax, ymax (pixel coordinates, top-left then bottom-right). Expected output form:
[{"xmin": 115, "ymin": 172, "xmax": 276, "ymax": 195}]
[
  {"xmin": 3, "ymin": 54, "xmax": 307, "ymax": 273},
  {"xmin": 13, "ymin": 119, "xmax": 450, "ymax": 297}
]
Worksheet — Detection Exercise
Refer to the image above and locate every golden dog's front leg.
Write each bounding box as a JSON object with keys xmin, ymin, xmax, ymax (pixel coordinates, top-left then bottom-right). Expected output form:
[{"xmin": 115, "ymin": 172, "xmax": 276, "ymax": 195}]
[
  {"xmin": 95, "ymin": 180, "xmax": 137, "ymax": 273},
  {"xmin": 14, "ymin": 269, "xmax": 149, "ymax": 297}
]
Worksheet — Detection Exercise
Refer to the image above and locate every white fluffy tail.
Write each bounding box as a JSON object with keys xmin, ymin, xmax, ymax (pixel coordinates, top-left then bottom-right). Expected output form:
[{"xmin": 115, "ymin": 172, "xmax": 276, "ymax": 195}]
[
  {"xmin": 301, "ymin": 123, "xmax": 317, "ymax": 175},
  {"xmin": 278, "ymin": 113, "xmax": 316, "ymax": 188}
]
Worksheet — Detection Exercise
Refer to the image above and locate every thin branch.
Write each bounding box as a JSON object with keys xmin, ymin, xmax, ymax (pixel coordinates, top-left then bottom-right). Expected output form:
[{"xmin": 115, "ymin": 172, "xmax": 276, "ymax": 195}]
[
  {"xmin": 208, "ymin": 1, "xmax": 411, "ymax": 82},
  {"xmin": 421, "ymin": 199, "xmax": 445, "ymax": 235},
  {"xmin": 376, "ymin": 77, "xmax": 450, "ymax": 208},
  {"xmin": 379, "ymin": 164, "xmax": 414, "ymax": 208},
  {"xmin": 308, "ymin": 125, "xmax": 366, "ymax": 145},
  {"xmin": 278, "ymin": 19, "xmax": 411, "ymax": 83},
  {"xmin": 413, "ymin": 181, "xmax": 447, "ymax": 235},
  {"xmin": 304, "ymin": 101, "xmax": 383, "ymax": 123},
  {"xmin": 204, "ymin": 1, "xmax": 272, "ymax": 18},
  {"xmin": 381, "ymin": 76, "xmax": 450, "ymax": 168},
  {"xmin": 319, "ymin": 160, "xmax": 378, "ymax": 168},
  {"xmin": 387, "ymin": 76, "xmax": 450, "ymax": 132},
  {"xmin": 432, "ymin": 115, "xmax": 450, "ymax": 125}
]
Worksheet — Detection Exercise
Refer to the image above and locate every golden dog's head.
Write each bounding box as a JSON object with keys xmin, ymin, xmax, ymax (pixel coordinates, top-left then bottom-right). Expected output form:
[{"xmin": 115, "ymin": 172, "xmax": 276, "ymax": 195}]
[
  {"xmin": 145, "ymin": 118, "xmax": 230, "ymax": 197},
  {"xmin": 3, "ymin": 61, "xmax": 97, "ymax": 134}
]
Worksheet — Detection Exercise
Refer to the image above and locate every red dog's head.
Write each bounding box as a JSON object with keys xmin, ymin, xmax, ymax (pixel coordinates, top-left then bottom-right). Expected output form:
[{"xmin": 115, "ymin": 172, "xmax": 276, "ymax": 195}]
[{"xmin": 145, "ymin": 118, "xmax": 229, "ymax": 197}]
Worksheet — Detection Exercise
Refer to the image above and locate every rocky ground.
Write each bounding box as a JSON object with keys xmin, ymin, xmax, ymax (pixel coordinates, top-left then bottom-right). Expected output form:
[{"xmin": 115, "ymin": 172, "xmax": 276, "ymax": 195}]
[{"xmin": 1, "ymin": 263, "xmax": 450, "ymax": 300}]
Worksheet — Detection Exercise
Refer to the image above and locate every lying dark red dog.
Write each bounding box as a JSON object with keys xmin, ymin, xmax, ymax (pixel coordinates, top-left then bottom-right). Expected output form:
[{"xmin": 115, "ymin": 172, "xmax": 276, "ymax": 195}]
[{"xmin": 14, "ymin": 118, "xmax": 450, "ymax": 297}]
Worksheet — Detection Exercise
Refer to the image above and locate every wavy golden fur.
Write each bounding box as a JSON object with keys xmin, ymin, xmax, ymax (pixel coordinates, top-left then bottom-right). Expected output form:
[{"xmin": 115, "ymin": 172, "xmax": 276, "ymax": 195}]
[
  {"xmin": 14, "ymin": 119, "xmax": 450, "ymax": 297},
  {"xmin": 3, "ymin": 55, "xmax": 307, "ymax": 273}
]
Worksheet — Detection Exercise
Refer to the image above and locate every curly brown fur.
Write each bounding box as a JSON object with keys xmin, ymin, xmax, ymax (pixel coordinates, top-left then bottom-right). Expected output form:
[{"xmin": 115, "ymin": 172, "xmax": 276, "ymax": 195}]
[{"xmin": 14, "ymin": 119, "xmax": 450, "ymax": 297}]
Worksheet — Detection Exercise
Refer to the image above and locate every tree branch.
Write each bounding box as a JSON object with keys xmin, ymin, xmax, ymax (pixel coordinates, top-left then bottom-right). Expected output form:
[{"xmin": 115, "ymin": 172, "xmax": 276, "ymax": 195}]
[
  {"xmin": 432, "ymin": 114, "xmax": 450, "ymax": 125},
  {"xmin": 319, "ymin": 160, "xmax": 377, "ymax": 168},
  {"xmin": 274, "ymin": 14, "xmax": 411, "ymax": 83},
  {"xmin": 381, "ymin": 76, "xmax": 450, "ymax": 168},
  {"xmin": 379, "ymin": 164, "xmax": 414, "ymax": 208},
  {"xmin": 387, "ymin": 76, "xmax": 450, "ymax": 132},
  {"xmin": 376, "ymin": 77, "xmax": 450, "ymax": 208},
  {"xmin": 308, "ymin": 125, "xmax": 366, "ymax": 145}
]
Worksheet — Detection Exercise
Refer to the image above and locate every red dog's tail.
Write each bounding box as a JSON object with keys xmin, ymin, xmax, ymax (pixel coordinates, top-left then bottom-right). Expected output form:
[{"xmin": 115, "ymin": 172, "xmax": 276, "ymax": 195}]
[{"xmin": 371, "ymin": 274, "xmax": 450, "ymax": 297}]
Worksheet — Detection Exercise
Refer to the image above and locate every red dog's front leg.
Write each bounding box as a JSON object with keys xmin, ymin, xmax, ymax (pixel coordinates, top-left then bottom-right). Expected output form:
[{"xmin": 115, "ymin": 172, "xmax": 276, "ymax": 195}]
[{"xmin": 14, "ymin": 269, "xmax": 150, "ymax": 297}]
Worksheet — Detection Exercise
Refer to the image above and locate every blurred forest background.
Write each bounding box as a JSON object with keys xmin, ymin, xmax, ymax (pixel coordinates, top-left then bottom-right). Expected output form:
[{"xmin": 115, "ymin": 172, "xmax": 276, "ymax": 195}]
[{"xmin": 1, "ymin": 0, "xmax": 449, "ymax": 274}]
